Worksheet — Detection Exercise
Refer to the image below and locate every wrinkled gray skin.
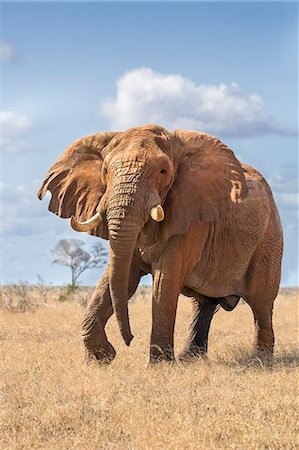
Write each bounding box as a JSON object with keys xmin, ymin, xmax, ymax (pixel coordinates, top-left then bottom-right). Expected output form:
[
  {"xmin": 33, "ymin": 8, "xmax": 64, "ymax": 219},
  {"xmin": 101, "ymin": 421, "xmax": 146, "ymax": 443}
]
[{"xmin": 38, "ymin": 125, "xmax": 283, "ymax": 364}]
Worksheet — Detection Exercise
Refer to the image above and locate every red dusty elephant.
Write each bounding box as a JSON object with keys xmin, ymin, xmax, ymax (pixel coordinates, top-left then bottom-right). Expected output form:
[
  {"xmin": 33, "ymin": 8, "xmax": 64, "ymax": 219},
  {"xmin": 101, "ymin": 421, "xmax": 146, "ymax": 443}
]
[{"xmin": 38, "ymin": 124, "xmax": 283, "ymax": 363}]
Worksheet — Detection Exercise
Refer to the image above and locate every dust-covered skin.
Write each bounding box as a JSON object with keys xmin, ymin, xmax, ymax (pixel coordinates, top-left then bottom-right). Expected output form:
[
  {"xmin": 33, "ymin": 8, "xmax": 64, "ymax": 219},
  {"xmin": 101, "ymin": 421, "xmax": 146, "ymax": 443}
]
[{"xmin": 38, "ymin": 124, "xmax": 283, "ymax": 363}]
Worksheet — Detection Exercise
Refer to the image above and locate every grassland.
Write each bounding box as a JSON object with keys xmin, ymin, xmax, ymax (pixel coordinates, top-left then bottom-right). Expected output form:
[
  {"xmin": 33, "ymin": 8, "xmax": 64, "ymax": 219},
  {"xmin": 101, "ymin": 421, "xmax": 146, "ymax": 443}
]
[{"xmin": 0, "ymin": 288, "xmax": 298, "ymax": 449}]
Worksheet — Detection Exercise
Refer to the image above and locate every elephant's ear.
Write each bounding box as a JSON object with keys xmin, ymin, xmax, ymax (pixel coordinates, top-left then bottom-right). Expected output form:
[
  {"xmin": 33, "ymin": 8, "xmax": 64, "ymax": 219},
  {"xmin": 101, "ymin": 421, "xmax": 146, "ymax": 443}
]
[
  {"xmin": 158, "ymin": 130, "xmax": 248, "ymax": 240},
  {"xmin": 37, "ymin": 132, "xmax": 118, "ymax": 240}
]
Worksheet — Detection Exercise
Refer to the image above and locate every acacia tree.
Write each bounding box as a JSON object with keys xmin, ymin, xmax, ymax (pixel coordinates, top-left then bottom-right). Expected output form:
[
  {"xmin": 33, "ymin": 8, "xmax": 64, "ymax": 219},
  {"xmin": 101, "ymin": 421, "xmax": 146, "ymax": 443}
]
[{"xmin": 51, "ymin": 239, "xmax": 107, "ymax": 287}]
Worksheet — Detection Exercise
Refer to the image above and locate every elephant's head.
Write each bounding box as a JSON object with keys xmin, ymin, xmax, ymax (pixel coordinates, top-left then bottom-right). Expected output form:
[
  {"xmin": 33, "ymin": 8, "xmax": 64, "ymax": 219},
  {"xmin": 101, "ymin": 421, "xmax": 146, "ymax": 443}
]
[{"xmin": 38, "ymin": 124, "xmax": 247, "ymax": 345}]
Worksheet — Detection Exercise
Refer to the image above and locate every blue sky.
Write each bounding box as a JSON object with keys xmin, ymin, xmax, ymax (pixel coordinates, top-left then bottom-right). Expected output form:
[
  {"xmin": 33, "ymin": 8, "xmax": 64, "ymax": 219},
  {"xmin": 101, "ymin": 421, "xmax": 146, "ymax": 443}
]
[{"xmin": 1, "ymin": 1, "xmax": 298, "ymax": 286}]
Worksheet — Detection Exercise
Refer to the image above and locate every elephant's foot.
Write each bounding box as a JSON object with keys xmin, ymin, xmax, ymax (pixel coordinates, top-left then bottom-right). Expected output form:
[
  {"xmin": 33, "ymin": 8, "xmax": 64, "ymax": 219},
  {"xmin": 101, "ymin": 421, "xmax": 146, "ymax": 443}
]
[
  {"xmin": 149, "ymin": 344, "xmax": 175, "ymax": 364},
  {"xmin": 254, "ymin": 344, "xmax": 274, "ymax": 361},
  {"xmin": 82, "ymin": 309, "xmax": 116, "ymax": 365},
  {"xmin": 178, "ymin": 343, "xmax": 208, "ymax": 363},
  {"xmin": 82, "ymin": 326, "xmax": 116, "ymax": 366},
  {"xmin": 84, "ymin": 341, "xmax": 116, "ymax": 365},
  {"xmin": 253, "ymin": 325, "xmax": 274, "ymax": 360}
]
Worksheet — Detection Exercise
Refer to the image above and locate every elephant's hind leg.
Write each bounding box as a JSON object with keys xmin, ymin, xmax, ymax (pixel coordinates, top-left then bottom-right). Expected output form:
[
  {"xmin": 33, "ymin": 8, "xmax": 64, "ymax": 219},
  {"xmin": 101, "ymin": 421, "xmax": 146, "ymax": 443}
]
[
  {"xmin": 246, "ymin": 298, "xmax": 275, "ymax": 354},
  {"xmin": 244, "ymin": 214, "xmax": 282, "ymax": 355},
  {"xmin": 239, "ymin": 284, "xmax": 275, "ymax": 356},
  {"xmin": 179, "ymin": 295, "xmax": 218, "ymax": 362}
]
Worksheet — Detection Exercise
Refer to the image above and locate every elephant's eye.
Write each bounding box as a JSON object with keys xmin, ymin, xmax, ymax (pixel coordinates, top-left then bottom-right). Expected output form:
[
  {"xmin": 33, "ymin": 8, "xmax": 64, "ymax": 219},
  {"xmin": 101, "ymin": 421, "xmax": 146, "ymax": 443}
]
[
  {"xmin": 104, "ymin": 168, "xmax": 108, "ymax": 174},
  {"xmin": 160, "ymin": 169, "xmax": 167, "ymax": 175}
]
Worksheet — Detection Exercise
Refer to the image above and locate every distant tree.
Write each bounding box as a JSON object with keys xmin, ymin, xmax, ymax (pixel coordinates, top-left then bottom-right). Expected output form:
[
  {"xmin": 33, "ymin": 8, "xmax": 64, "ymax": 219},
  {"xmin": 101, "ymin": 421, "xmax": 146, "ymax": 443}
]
[{"xmin": 51, "ymin": 239, "xmax": 107, "ymax": 287}]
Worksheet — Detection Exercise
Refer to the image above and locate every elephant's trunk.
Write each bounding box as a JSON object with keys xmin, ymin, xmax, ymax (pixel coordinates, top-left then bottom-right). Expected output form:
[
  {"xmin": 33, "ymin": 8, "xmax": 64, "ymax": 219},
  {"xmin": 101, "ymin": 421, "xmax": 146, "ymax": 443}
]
[
  {"xmin": 108, "ymin": 231, "xmax": 139, "ymax": 345},
  {"xmin": 106, "ymin": 163, "xmax": 145, "ymax": 345}
]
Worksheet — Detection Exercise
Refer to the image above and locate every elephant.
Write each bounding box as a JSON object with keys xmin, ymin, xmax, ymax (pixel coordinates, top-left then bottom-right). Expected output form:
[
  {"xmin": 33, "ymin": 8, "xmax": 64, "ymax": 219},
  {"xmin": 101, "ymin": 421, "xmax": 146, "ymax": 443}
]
[{"xmin": 38, "ymin": 124, "xmax": 283, "ymax": 363}]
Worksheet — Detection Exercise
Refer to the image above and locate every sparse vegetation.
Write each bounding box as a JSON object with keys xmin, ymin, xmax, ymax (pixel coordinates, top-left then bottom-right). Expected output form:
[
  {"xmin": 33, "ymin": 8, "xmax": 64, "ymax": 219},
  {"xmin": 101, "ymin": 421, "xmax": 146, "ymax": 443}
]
[
  {"xmin": 0, "ymin": 288, "xmax": 298, "ymax": 449},
  {"xmin": 0, "ymin": 281, "xmax": 38, "ymax": 313},
  {"xmin": 57, "ymin": 284, "xmax": 92, "ymax": 306},
  {"xmin": 36, "ymin": 275, "xmax": 52, "ymax": 306}
]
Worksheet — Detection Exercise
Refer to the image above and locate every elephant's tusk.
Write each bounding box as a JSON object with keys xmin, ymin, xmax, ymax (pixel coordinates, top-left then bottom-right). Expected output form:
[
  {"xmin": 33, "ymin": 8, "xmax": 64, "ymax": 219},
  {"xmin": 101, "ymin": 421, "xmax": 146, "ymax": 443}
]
[
  {"xmin": 70, "ymin": 211, "xmax": 102, "ymax": 232},
  {"xmin": 150, "ymin": 205, "xmax": 165, "ymax": 222}
]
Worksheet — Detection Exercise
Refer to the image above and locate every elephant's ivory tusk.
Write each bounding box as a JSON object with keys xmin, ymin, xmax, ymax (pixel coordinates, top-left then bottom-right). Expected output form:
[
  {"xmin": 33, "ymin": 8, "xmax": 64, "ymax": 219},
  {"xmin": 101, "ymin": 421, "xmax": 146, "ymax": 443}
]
[
  {"xmin": 150, "ymin": 205, "xmax": 165, "ymax": 222},
  {"xmin": 70, "ymin": 212, "xmax": 102, "ymax": 232}
]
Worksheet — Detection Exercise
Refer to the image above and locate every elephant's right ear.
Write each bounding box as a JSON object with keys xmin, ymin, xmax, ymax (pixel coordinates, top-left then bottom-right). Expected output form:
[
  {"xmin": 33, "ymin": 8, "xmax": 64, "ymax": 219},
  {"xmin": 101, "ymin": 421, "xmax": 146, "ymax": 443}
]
[
  {"xmin": 37, "ymin": 132, "xmax": 118, "ymax": 240},
  {"xmin": 157, "ymin": 130, "xmax": 248, "ymax": 241}
]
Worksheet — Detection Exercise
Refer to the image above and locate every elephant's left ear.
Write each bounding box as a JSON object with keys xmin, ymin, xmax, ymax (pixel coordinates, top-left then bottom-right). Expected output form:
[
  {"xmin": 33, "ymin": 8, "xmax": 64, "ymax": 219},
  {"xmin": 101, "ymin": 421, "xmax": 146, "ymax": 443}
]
[
  {"xmin": 37, "ymin": 132, "xmax": 118, "ymax": 240},
  {"xmin": 158, "ymin": 130, "xmax": 248, "ymax": 240}
]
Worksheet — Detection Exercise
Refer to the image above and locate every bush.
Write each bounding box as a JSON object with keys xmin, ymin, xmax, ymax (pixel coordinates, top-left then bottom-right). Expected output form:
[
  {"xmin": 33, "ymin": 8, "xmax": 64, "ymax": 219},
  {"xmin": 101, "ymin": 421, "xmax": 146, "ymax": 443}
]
[{"xmin": 0, "ymin": 282, "xmax": 38, "ymax": 313}]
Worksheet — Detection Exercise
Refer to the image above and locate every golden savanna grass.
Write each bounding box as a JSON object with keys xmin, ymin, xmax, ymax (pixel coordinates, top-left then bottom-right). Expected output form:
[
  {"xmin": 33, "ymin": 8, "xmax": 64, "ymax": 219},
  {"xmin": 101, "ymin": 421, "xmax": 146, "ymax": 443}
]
[{"xmin": 1, "ymin": 289, "xmax": 298, "ymax": 449}]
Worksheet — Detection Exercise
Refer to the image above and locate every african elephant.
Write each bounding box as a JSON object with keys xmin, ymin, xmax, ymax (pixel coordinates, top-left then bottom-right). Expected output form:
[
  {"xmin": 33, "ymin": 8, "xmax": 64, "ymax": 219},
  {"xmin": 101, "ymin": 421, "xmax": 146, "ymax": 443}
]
[{"xmin": 38, "ymin": 124, "xmax": 283, "ymax": 363}]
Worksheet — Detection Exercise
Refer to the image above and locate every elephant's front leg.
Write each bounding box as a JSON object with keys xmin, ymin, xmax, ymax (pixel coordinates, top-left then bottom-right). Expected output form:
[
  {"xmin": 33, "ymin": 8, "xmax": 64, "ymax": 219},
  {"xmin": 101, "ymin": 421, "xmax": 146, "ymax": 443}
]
[
  {"xmin": 150, "ymin": 271, "xmax": 181, "ymax": 363},
  {"xmin": 82, "ymin": 266, "xmax": 115, "ymax": 364},
  {"xmin": 178, "ymin": 295, "xmax": 218, "ymax": 362},
  {"xmin": 82, "ymin": 263, "xmax": 142, "ymax": 364},
  {"xmin": 150, "ymin": 224, "xmax": 208, "ymax": 363}
]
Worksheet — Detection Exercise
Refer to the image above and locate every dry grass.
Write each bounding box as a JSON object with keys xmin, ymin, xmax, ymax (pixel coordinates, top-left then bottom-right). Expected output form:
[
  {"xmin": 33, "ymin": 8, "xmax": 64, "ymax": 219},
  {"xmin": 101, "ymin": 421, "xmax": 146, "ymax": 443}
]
[{"xmin": 0, "ymin": 289, "xmax": 298, "ymax": 449}]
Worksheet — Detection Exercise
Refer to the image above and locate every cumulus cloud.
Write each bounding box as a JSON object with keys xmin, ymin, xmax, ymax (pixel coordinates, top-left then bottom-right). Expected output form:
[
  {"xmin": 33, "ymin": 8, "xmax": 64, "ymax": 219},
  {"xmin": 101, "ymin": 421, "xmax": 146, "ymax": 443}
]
[
  {"xmin": 0, "ymin": 182, "xmax": 67, "ymax": 237},
  {"xmin": 0, "ymin": 42, "xmax": 16, "ymax": 62},
  {"xmin": 101, "ymin": 68, "xmax": 295, "ymax": 138},
  {"xmin": 269, "ymin": 172, "xmax": 299, "ymax": 212},
  {"xmin": 1, "ymin": 183, "xmax": 44, "ymax": 236},
  {"xmin": 276, "ymin": 192, "xmax": 299, "ymax": 209},
  {"xmin": 1, "ymin": 110, "xmax": 32, "ymax": 153}
]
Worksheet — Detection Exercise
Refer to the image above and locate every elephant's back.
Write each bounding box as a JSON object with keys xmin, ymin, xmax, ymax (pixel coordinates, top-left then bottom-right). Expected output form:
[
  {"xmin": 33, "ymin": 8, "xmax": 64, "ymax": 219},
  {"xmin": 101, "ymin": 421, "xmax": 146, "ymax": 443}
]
[
  {"xmin": 240, "ymin": 162, "xmax": 282, "ymax": 231},
  {"xmin": 227, "ymin": 163, "xmax": 274, "ymax": 238},
  {"xmin": 224, "ymin": 162, "xmax": 283, "ymax": 258},
  {"xmin": 241, "ymin": 163, "xmax": 276, "ymax": 203},
  {"xmin": 224, "ymin": 161, "xmax": 283, "ymax": 282},
  {"xmin": 241, "ymin": 163, "xmax": 264, "ymax": 180}
]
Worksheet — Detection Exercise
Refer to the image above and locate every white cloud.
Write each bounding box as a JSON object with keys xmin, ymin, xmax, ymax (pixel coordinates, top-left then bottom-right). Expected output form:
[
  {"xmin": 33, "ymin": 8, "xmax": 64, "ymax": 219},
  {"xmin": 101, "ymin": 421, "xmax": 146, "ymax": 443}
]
[
  {"xmin": 269, "ymin": 173, "xmax": 298, "ymax": 195},
  {"xmin": 0, "ymin": 42, "xmax": 16, "ymax": 62},
  {"xmin": 269, "ymin": 171, "xmax": 299, "ymax": 213},
  {"xmin": 101, "ymin": 68, "xmax": 295, "ymax": 138},
  {"xmin": 1, "ymin": 182, "xmax": 43, "ymax": 235},
  {"xmin": 276, "ymin": 192, "xmax": 299, "ymax": 209},
  {"xmin": 0, "ymin": 182, "xmax": 64, "ymax": 238},
  {"xmin": 0, "ymin": 110, "xmax": 31, "ymax": 153},
  {"xmin": 1, "ymin": 111, "xmax": 31, "ymax": 135}
]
